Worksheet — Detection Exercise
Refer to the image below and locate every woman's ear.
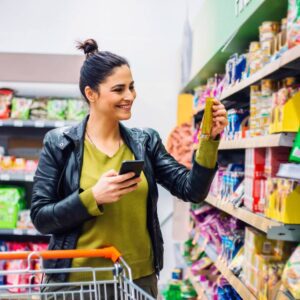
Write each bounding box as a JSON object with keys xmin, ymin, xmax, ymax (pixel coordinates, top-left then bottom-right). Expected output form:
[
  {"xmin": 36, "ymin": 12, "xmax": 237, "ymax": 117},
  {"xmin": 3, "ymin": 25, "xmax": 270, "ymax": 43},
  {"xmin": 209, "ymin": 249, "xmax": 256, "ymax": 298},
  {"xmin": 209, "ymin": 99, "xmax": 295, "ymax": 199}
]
[{"xmin": 85, "ymin": 86, "xmax": 97, "ymax": 103}]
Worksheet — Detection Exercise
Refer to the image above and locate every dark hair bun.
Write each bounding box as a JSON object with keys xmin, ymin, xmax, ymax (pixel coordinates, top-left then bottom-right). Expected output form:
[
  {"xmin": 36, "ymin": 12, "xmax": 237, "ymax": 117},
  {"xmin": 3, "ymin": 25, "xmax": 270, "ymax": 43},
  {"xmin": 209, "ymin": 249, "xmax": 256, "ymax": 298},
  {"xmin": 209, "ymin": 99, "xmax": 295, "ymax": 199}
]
[{"xmin": 77, "ymin": 39, "xmax": 99, "ymax": 57}]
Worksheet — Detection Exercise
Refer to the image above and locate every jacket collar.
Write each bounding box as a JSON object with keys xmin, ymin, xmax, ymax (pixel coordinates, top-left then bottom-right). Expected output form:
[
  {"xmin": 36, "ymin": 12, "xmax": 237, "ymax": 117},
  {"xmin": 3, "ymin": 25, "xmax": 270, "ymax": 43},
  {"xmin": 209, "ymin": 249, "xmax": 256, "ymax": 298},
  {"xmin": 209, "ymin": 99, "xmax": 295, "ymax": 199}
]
[{"xmin": 63, "ymin": 115, "xmax": 144, "ymax": 159}]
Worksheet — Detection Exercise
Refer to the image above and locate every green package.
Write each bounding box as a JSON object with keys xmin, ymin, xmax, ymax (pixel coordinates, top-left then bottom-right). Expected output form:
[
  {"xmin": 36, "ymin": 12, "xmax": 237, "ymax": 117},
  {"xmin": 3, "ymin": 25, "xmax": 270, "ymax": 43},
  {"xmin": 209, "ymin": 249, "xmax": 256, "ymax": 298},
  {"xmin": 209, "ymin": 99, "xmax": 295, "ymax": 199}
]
[
  {"xmin": 11, "ymin": 97, "xmax": 32, "ymax": 120},
  {"xmin": 289, "ymin": 129, "xmax": 300, "ymax": 163},
  {"xmin": 0, "ymin": 186, "xmax": 26, "ymax": 228},
  {"xmin": 47, "ymin": 99, "xmax": 68, "ymax": 120},
  {"xmin": 67, "ymin": 99, "xmax": 89, "ymax": 121}
]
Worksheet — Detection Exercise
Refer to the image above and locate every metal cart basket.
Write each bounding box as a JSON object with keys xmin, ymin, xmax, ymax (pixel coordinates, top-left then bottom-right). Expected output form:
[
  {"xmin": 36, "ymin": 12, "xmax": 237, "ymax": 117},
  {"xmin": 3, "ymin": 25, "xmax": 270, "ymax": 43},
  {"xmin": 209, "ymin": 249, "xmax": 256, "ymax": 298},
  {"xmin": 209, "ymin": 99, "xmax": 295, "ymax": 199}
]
[{"xmin": 0, "ymin": 246, "xmax": 155, "ymax": 300}]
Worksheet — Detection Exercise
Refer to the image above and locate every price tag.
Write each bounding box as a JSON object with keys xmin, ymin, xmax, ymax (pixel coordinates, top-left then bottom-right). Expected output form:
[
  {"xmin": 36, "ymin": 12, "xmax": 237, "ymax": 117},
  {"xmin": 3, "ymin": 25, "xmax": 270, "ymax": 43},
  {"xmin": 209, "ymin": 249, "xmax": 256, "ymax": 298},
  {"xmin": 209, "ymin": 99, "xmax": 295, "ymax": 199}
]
[
  {"xmin": 13, "ymin": 120, "xmax": 24, "ymax": 127},
  {"xmin": 34, "ymin": 120, "xmax": 45, "ymax": 128},
  {"xmin": 13, "ymin": 229, "xmax": 23, "ymax": 235},
  {"xmin": 0, "ymin": 120, "xmax": 3, "ymax": 126},
  {"xmin": 0, "ymin": 174, "xmax": 10, "ymax": 181},
  {"xmin": 25, "ymin": 174, "xmax": 34, "ymax": 182},
  {"xmin": 54, "ymin": 121, "xmax": 65, "ymax": 127}
]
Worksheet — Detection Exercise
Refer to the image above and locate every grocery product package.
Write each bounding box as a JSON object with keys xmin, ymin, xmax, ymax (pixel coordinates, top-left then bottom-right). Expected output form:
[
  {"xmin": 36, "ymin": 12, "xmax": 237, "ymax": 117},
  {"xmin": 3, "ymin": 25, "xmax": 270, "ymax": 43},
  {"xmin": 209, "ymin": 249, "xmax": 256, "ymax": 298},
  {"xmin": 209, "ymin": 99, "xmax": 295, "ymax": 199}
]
[
  {"xmin": 287, "ymin": 0, "xmax": 300, "ymax": 48},
  {"xmin": 67, "ymin": 99, "xmax": 89, "ymax": 121},
  {"xmin": 0, "ymin": 186, "xmax": 26, "ymax": 228},
  {"xmin": 289, "ymin": 128, "xmax": 300, "ymax": 163},
  {"xmin": 30, "ymin": 98, "xmax": 48, "ymax": 120},
  {"xmin": 282, "ymin": 244, "xmax": 300, "ymax": 299},
  {"xmin": 10, "ymin": 97, "xmax": 32, "ymax": 120},
  {"xmin": 0, "ymin": 88, "xmax": 14, "ymax": 119},
  {"xmin": 47, "ymin": 99, "xmax": 68, "ymax": 120}
]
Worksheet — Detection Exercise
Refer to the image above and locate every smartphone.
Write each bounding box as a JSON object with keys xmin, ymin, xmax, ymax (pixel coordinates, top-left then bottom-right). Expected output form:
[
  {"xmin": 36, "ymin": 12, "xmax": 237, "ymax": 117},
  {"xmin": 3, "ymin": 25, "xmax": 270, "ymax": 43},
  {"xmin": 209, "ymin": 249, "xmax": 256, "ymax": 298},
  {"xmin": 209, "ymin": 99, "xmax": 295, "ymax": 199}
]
[{"xmin": 119, "ymin": 160, "xmax": 144, "ymax": 179}]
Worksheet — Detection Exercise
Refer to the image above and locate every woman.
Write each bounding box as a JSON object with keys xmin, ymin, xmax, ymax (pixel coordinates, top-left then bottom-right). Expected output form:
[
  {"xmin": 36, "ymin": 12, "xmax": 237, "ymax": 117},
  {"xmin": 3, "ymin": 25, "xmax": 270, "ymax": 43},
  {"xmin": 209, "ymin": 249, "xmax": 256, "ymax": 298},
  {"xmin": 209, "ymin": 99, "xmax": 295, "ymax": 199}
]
[{"xmin": 30, "ymin": 39, "xmax": 228, "ymax": 299}]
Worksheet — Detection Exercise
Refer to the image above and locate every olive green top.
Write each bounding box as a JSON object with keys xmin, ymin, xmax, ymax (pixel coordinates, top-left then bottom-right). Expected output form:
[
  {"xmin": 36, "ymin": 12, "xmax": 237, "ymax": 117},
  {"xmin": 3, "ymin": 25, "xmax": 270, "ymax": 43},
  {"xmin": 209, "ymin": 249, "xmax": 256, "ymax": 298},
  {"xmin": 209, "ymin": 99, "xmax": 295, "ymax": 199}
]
[{"xmin": 69, "ymin": 137, "xmax": 219, "ymax": 282}]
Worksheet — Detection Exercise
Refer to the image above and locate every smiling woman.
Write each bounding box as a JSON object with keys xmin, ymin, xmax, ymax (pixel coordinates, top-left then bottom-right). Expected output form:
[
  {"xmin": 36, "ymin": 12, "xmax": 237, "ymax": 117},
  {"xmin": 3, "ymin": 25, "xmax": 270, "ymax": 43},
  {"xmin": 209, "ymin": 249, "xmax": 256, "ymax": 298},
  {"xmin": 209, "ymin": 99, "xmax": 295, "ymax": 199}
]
[{"xmin": 30, "ymin": 38, "xmax": 227, "ymax": 300}]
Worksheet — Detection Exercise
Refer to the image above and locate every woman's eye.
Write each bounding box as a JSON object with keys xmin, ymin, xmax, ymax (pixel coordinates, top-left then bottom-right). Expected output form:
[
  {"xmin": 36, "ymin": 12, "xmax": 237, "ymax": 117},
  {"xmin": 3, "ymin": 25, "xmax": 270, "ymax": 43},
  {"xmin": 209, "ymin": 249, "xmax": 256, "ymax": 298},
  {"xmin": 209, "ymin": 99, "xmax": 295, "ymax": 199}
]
[
  {"xmin": 130, "ymin": 86, "xmax": 135, "ymax": 91},
  {"xmin": 114, "ymin": 89, "xmax": 123, "ymax": 93}
]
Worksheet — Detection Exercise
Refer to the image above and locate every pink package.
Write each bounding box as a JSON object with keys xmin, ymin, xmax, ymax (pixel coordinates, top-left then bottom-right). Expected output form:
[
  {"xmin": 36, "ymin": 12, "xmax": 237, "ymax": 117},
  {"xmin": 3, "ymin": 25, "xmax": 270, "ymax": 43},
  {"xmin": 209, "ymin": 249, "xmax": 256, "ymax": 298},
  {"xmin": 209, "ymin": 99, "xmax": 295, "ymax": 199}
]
[{"xmin": 5, "ymin": 242, "xmax": 31, "ymax": 293}]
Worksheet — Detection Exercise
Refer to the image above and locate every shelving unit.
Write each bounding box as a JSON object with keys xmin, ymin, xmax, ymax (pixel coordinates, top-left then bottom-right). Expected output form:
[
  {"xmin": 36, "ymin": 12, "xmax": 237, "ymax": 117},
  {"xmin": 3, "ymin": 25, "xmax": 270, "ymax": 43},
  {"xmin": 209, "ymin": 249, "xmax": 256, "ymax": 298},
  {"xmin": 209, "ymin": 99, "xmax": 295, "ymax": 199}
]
[
  {"xmin": 205, "ymin": 196, "xmax": 300, "ymax": 242},
  {"xmin": 215, "ymin": 259, "xmax": 257, "ymax": 300},
  {"xmin": 0, "ymin": 119, "xmax": 78, "ymax": 128},
  {"xmin": 219, "ymin": 133, "xmax": 295, "ymax": 150},
  {"xmin": 195, "ymin": 230, "xmax": 257, "ymax": 300},
  {"xmin": 220, "ymin": 45, "xmax": 300, "ymax": 101},
  {"xmin": 0, "ymin": 229, "xmax": 48, "ymax": 237},
  {"xmin": 186, "ymin": 267, "xmax": 208, "ymax": 300},
  {"xmin": 0, "ymin": 172, "xmax": 34, "ymax": 182},
  {"xmin": 205, "ymin": 196, "xmax": 280, "ymax": 233}
]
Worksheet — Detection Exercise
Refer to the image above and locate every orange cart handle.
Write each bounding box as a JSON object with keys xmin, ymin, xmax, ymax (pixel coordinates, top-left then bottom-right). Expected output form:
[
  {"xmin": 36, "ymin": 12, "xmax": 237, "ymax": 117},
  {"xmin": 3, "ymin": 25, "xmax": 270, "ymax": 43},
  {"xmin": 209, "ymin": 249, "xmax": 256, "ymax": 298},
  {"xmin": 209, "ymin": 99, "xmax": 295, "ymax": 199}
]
[{"xmin": 0, "ymin": 247, "xmax": 121, "ymax": 263}]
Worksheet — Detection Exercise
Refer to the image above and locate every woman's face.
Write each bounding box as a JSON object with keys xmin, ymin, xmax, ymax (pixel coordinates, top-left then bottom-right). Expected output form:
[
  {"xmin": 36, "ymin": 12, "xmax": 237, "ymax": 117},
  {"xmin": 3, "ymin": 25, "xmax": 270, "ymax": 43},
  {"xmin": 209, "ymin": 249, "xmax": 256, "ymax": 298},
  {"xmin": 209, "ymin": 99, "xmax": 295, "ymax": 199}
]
[{"xmin": 88, "ymin": 65, "xmax": 136, "ymax": 121}]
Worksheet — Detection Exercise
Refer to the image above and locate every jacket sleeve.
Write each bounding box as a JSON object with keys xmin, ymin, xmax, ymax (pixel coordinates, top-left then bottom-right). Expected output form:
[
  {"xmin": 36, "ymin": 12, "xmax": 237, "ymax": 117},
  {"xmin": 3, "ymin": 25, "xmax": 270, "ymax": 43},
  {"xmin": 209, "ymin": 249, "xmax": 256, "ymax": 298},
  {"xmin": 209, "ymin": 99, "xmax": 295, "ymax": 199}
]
[
  {"xmin": 30, "ymin": 132, "xmax": 93, "ymax": 235},
  {"xmin": 148, "ymin": 129, "xmax": 217, "ymax": 203}
]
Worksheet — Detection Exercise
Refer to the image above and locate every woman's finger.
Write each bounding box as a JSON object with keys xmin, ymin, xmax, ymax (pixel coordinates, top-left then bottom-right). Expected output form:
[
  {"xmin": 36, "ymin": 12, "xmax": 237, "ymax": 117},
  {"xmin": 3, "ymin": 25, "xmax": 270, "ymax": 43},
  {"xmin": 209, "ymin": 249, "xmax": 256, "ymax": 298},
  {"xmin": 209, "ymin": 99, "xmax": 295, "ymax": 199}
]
[
  {"xmin": 213, "ymin": 109, "xmax": 227, "ymax": 117},
  {"xmin": 118, "ymin": 177, "xmax": 141, "ymax": 189},
  {"xmin": 118, "ymin": 184, "xmax": 139, "ymax": 196},
  {"xmin": 212, "ymin": 104, "xmax": 225, "ymax": 111}
]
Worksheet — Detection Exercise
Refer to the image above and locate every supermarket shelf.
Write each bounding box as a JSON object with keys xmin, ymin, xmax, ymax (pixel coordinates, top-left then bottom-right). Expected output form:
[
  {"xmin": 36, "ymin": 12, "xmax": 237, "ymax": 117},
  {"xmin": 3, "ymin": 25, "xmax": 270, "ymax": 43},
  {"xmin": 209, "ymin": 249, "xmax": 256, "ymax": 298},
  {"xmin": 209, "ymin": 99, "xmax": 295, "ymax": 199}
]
[
  {"xmin": 219, "ymin": 133, "xmax": 295, "ymax": 150},
  {"xmin": 220, "ymin": 45, "xmax": 300, "ymax": 101},
  {"xmin": 205, "ymin": 196, "xmax": 281, "ymax": 233},
  {"xmin": 215, "ymin": 259, "xmax": 256, "ymax": 300},
  {"xmin": 0, "ymin": 119, "xmax": 78, "ymax": 128},
  {"xmin": 186, "ymin": 267, "xmax": 208, "ymax": 300},
  {"xmin": 0, "ymin": 229, "xmax": 49, "ymax": 238},
  {"xmin": 205, "ymin": 196, "xmax": 300, "ymax": 241},
  {"xmin": 0, "ymin": 172, "xmax": 34, "ymax": 182}
]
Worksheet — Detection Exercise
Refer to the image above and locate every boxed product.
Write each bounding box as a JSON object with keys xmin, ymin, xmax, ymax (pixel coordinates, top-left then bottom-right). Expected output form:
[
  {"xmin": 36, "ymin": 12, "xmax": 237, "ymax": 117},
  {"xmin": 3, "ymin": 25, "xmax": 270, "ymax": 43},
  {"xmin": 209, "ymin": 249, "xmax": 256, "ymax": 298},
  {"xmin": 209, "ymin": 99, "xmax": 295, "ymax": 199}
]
[
  {"xmin": 0, "ymin": 186, "xmax": 26, "ymax": 228},
  {"xmin": 282, "ymin": 244, "xmax": 300, "ymax": 299},
  {"xmin": 289, "ymin": 128, "xmax": 300, "ymax": 163},
  {"xmin": 245, "ymin": 148, "xmax": 266, "ymax": 178},
  {"xmin": 264, "ymin": 147, "xmax": 290, "ymax": 177},
  {"xmin": 244, "ymin": 176, "xmax": 266, "ymax": 213}
]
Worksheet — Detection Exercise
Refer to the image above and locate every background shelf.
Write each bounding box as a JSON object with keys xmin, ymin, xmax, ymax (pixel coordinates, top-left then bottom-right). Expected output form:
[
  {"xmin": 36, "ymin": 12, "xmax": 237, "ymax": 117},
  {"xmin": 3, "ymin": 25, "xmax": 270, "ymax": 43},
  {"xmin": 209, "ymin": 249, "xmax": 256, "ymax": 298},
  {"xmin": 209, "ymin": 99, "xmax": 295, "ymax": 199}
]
[
  {"xmin": 186, "ymin": 267, "xmax": 208, "ymax": 300},
  {"xmin": 219, "ymin": 134, "xmax": 295, "ymax": 150},
  {"xmin": 0, "ymin": 119, "xmax": 78, "ymax": 128}
]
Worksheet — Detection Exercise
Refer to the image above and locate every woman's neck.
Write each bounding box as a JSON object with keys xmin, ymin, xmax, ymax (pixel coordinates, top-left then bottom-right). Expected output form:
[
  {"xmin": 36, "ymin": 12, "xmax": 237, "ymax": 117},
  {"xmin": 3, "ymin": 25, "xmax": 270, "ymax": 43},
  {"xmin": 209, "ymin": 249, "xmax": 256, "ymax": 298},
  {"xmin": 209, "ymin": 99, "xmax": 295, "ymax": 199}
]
[{"xmin": 86, "ymin": 112, "xmax": 121, "ymax": 142}]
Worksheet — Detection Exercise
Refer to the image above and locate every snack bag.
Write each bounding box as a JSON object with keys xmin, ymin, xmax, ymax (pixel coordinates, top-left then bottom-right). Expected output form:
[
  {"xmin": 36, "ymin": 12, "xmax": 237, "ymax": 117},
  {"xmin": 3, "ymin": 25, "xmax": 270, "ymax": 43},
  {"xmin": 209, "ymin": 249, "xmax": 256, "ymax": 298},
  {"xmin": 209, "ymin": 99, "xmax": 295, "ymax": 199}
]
[
  {"xmin": 67, "ymin": 99, "xmax": 89, "ymax": 121},
  {"xmin": 11, "ymin": 97, "xmax": 32, "ymax": 120},
  {"xmin": 0, "ymin": 186, "xmax": 26, "ymax": 228},
  {"xmin": 282, "ymin": 244, "xmax": 300, "ymax": 299},
  {"xmin": 30, "ymin": 98, "xmax": 48, "ymax": 120},
  {"xmin": 0, "ymin": 88, "xmax": 14, "ymax": 119},
  {"xmin": 47, "ymin": 99, "xmax": 68, "ymax": 120}
]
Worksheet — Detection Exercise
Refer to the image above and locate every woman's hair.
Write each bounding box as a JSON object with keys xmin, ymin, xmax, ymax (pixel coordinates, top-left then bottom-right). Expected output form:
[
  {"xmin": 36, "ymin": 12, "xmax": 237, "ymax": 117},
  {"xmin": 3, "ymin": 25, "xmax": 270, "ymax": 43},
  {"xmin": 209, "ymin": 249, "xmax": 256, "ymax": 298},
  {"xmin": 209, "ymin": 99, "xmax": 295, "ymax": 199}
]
[{"xmin": 77, "ymin": 39, "xmax": 130, "ymax": 102}]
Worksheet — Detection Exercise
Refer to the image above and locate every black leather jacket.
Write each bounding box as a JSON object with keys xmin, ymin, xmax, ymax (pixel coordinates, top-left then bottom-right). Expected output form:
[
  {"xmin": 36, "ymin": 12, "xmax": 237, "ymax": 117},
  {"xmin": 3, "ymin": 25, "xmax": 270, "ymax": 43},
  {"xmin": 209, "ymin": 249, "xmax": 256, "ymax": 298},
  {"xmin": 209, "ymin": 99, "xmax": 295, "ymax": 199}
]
[{"xmin": 30, "ymin": 116, "xmax": 217, "ymax": 281}]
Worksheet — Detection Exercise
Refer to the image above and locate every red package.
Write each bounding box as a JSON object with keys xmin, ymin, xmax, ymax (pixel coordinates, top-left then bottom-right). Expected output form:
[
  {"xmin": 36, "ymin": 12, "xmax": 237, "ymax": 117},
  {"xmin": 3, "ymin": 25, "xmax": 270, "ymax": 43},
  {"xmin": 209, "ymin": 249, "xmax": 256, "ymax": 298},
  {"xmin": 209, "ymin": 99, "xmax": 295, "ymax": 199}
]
[
  {"xmin": 0, "ymin": 88, "xmax": 14, "ymax": 119},
  {"xmin": 5, "ymin": 242, "xmax": 31, "ymax": 293}
]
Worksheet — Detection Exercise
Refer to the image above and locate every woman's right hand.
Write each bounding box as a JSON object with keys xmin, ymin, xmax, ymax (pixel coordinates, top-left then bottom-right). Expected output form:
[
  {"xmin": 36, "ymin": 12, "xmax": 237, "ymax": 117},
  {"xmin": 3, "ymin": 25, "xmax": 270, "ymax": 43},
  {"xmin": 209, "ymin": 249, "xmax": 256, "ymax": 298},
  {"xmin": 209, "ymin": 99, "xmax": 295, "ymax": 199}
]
[{"xmin": 92, "ymin": 169, "xmax": 141, "ymax": 205}]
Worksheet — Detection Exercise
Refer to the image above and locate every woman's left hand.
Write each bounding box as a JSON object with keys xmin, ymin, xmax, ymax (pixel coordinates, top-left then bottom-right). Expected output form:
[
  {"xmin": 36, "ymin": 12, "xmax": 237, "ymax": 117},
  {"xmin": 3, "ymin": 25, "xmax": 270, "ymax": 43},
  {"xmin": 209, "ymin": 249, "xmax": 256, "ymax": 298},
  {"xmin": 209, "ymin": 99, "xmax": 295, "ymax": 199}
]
[{"xmin": 211, "ymin": 99, "xmax": 228, "ymax": 140}]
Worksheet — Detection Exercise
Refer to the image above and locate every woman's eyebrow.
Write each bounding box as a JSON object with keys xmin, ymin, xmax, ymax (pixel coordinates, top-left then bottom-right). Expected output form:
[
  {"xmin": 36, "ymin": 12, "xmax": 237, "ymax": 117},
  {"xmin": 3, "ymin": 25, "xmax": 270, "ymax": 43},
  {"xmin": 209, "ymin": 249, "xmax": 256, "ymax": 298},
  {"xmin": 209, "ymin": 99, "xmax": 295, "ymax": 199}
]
[{"xmin": 111, "ymin": 81, "xmax": 135, "ymax": 89}]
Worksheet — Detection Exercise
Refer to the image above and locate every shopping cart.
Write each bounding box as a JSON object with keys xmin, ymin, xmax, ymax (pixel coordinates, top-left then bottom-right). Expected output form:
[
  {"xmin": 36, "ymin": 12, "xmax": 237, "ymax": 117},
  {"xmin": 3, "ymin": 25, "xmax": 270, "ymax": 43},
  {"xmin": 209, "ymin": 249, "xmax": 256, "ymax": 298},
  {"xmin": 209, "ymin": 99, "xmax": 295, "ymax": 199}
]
[{"xmin": 0, "ymin": 247, "xmax": 156, "ymax": 300}]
